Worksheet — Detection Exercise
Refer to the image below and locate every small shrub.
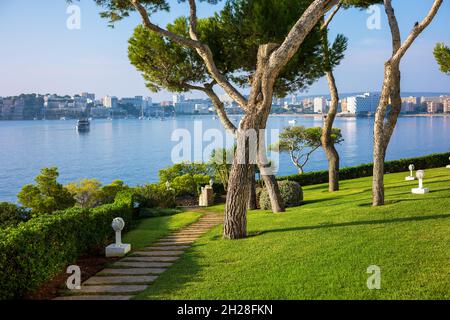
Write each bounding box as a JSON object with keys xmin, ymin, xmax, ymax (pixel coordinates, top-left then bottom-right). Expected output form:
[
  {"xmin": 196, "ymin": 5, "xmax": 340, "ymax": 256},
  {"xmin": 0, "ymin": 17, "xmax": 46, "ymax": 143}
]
[
  {"xmin": 134, "ymin": 184, "xmax": 177, "ymax": 209},
  {"xmin": 0, "ymin": 202, "xmax": 29, "ymax": 229},
  {"xmin": 66, "ymin": 179, "xmax": 103, "ymax": 209},
  {"xmin": 171, "ymin": 174, "xmax": 210, "ymax": 196},
  {"xmin": 98, "ymin": 180, "xmax": 129, "ymax": 205},
  {"xmin": 158, "ymin": 162, "xmax": 212, "ymax": 183},
  {"xmin": 259, "ymin": 181, "xmax": 303, "ymax": 210}
]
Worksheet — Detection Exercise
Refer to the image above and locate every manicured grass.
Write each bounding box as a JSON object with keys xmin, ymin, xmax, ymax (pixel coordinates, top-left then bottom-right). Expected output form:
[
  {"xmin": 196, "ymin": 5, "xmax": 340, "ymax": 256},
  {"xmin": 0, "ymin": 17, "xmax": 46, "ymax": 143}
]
[
  {"xmin": 135, "ymin": 168, "xmax": 450, "ymax": 300},
  {"xmin": 123, "ymin": 211, "xmax": 202, "ymax": 250}
]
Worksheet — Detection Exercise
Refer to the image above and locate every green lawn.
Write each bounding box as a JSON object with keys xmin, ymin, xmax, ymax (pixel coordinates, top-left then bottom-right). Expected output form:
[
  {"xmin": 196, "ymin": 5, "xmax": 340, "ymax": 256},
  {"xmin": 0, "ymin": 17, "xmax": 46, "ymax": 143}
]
[
  {"xmin": 134, "ymin": 167, "xmax": 450, "ymax": 300},
  {"xmin": 123, "ymin": 211, "xmax": 202, "ymax": 250}
]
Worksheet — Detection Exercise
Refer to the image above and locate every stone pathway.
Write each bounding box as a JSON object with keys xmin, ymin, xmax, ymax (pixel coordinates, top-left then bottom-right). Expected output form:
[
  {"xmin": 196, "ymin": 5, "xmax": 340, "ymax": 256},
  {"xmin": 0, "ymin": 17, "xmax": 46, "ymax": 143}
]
[{"xmin": 54, "ymin": 213, "xmax": 222, "ymax": 300}]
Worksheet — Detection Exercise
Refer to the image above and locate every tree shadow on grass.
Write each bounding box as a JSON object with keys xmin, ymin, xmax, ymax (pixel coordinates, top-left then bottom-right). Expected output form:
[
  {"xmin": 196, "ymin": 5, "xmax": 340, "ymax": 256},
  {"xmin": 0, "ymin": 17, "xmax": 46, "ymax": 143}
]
[
  {"xmin": 358, "ymin": 197, "xmax": 438, "ymax": 207},
  {"xmin": 256, "ymin": 214, "xmax": 450, "ymax": 237}
]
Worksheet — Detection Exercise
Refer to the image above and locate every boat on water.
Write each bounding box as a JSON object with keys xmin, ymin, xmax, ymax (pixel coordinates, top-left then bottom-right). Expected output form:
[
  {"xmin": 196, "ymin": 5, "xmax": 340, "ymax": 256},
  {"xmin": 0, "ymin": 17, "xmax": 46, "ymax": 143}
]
[
  {"xmin": 76, "ymin": 118, "xmax": 90, "ymax": 131},
  {"xmin": 288, "ymin": 119, "xmax": 297, "ymax": 125},
  {"xmin": 60, "ymin": 117, "xmax": 67, "ymax": 121}
]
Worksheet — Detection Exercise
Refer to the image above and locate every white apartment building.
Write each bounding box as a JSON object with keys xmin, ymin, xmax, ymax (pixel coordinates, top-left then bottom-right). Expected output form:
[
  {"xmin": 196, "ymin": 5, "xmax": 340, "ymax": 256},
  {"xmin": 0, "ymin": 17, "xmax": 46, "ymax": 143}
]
[
  {"xmin": 346, "ymin": 93, "xmax": 380, "ymax": 114},
  {"xmin": 103, "ymin": 95, "xmax": 118, "ymax": 109},
  {"xmin": 313, "ymin": 97, "xmax": 327, "ymax": 113},
  {"xmin": 443, "ymin": 98, "xmax": 450, "ymax": 113}
]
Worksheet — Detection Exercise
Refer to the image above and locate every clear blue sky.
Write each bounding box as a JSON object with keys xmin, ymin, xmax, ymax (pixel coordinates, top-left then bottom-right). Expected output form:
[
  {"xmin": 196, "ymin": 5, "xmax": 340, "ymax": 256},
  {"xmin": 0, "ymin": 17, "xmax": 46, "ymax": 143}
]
[{"xmin": 0, "ymin": 0, "xmax": 449, "ymax": 101}]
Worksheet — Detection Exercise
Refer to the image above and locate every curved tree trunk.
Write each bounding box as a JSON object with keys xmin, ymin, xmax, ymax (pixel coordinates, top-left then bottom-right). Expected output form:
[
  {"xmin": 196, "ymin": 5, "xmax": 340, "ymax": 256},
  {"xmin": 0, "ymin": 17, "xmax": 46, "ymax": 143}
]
[
  {"xmin": 319, "ymin": 12, "xmax": 341, "ymax": 193},
  {"xmin": 260, "ymin": 174, "xmax": 285, "ymax": 212},
  {"xmin": 372, "ymin": 62, "xmax": 399, "ymax": 206},
  {"xmin": 372, "ymin": 0, "xmax": 442, "ymax": 206},
  {"xmin": 321, "ymin": 70, "xmax": 340, "ymax": 192}
]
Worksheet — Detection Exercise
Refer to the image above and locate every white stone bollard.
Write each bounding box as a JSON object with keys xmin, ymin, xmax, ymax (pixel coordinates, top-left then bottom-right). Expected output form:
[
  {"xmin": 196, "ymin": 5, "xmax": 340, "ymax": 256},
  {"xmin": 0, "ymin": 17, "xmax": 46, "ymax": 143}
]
[
  {"xmin": 446, "ymin": 156, "xmax": 450, "ymax": 169},
  {"xmin": 405, "ymin": 164, "xmax": 416, "ymax": 181},
  {"xmin": 411, "ymin": 170, "xmax": 429, "ymax": 194},
  {"xmin": 106, "ymin": 217, "xmax": 131, "ymax": 257}
]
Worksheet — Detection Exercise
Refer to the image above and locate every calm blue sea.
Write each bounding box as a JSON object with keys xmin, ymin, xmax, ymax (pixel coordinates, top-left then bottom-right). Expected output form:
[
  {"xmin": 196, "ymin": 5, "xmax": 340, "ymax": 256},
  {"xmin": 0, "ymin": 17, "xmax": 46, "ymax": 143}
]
[{"xmin": 0, "ymin": 115, "xmax": 449, "ymax": 202}]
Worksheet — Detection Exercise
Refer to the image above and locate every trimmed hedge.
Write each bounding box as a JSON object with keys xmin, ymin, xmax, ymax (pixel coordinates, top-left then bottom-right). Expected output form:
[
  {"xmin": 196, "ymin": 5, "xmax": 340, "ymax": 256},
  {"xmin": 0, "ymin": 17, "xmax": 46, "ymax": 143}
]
[
  {"xmin": 0, "ymin": 190, "xmax": 134, "ymax": 299},
  {"xmin": 277, "ymin": 152, "xmax": 450, "ymax": 186}
]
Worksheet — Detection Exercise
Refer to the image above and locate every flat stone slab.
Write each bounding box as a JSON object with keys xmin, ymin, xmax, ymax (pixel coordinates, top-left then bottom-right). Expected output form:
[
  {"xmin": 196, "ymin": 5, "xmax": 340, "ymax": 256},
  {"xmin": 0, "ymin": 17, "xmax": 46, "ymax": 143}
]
[
  {"xmin": 54, "ymin": 295, "xmax": 133, "ymax": 300},
  {"xmin": 114, "ymin": 261, "xmax": 173, "ymax": 268},
  {"xmin": 173, "ymin": 231, "xmax": 206, "ymax": 234},
  {"xmin": 154, "ymin": 241, "xmax": 194, "ymax": 246},
  {"xmin": 77, "ymin": 285, "xmax": 148, "ymax": 294},
  {"xmin": 144, "ymin": 245, "xmax": 189, "ymax": 251},
  {"xmin": 174, "ymin": 232, "xmax": 208, "ymax": 235},
  {"xmin": 84, "ymin": 276, "xmax": 157, "ymax": 285},
  {"xmin": 122, "ymin": 256, "xmax": 179, "ymax": 262},
  {"xmin": 99, "ymin": 268, "xmax": 166, "ymax": 275},
  {"xmin": 164, "ymin": 235, "xmax": 200, "ymax": 239},
  {"xmin": 133, "ymin": 250, "xmax": 184, "ymax": 257}
]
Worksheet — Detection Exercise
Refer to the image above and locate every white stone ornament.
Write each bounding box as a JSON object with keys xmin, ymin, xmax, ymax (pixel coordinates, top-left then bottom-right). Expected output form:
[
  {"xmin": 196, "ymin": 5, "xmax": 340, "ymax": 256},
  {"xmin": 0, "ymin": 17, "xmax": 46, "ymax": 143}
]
[
  {"xmin": 405, "ymin": 164, "xmax": 415, "ymax": 181},
  {"xmin": 446, "ymin": 156, "xmax": 450, "ymax": 169},
  {"xmin": 106, "ymin": 217, "xmax": 131, "ymax": 257},
  {"xmin": 411, "ymin": 170, "xmax": 429, "ymax": 194}
]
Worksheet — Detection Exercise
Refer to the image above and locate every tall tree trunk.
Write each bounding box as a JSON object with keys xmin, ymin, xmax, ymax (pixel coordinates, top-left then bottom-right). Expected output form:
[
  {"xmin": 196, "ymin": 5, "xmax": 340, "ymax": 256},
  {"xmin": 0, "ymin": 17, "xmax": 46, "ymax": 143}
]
[
  {"xmin": 372, "ymin": 63, "xmax": 401, "ymax": 206},
  {"xmin": 372, "ymin": 62, "xmax": 395, "ymax": 206},
  {"xmin": 372, "ymin": 137, "xmax": 386, "ymax": 206},
  {"xmin": 247, "ymin": 165, "xmax": 257, "ymax": 210},
  {"xmin": 324, "ymin": 143, "xmax": 339, "ymax": 191},
  {"xmin": 224, "ymin": 123, "xmax": 252, "ymax": 239},
  {"xmin": 321, "ymin": 70, "xmax": 340, "ymax": 192},
  {"xmin": 319, "ymin": 12, "xmax": 341, "ymax": 193}
]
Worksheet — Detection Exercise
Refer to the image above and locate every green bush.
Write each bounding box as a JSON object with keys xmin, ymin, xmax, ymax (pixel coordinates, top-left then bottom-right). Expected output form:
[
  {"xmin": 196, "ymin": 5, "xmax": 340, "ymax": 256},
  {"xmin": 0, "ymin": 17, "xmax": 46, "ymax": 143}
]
[
  {"xmin": 0, "ymin": 190, "xmax": 134, "ymax": 299},
  {"xmin": 277, "ymin": 152, "xmax": 450, "ymax": 186},
  {"xmin": 0, "ymin": 202, "xmax": 29, "ymax": 229},
  {"xmin": 17, "ymin": 167, "xmax": 75, "ymax": 215},
  {"xmin": 158, "ymin": 163, "xmax": 213, "ymax": 197},
  {"xmin": 98, "ymin": 180, "xmax": 129, "ymax": 205},
  {"xmin": 158, "ymin": 162, "xmax": 212, "ymax": 183},
  {"xmin": 134, "ymin": 184, "xmax": 177, "ymax": 209},
  {"xmin": 259, "ymin": 181, "xmax": 303, "ymax": 210},
  {"xmin": 171, "ymin": 174, "xmax": 210, "ymax": 196}
]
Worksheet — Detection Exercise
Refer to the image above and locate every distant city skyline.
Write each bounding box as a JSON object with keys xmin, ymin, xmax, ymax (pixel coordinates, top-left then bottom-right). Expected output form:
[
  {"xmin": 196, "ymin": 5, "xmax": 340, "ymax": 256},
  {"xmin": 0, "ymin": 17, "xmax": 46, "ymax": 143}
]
[{"xmin": 1, "ymin": 0, "xmax": 449, "ymax": 100}]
